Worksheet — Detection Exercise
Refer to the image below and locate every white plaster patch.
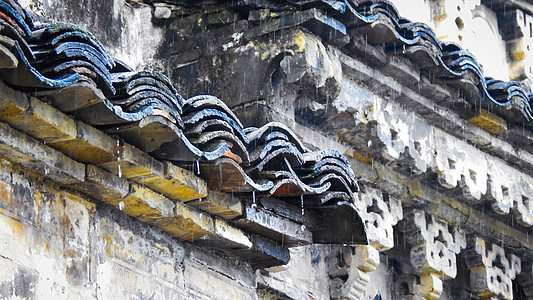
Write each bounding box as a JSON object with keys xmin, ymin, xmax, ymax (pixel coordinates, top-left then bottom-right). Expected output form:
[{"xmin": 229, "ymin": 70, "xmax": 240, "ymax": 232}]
[
  {"xmin": 333, "ymin": 77, "xmax": 373, "ymax": 126},
  {"xmin": 222, "ymin": 32, "xmax": 244, "ymax": 52}
]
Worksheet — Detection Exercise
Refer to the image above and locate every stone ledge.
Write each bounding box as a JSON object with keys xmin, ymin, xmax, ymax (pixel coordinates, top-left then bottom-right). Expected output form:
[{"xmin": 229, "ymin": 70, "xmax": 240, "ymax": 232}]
[
  {"xmin": 0, "ymin": 120, "xmax": 85, "ymax": 185},
  {"xmin": 234, "ymin": 203, "xmax": 312, "ymax": 247},
  {"xmin": 186, "ymin": 190, "xmax": 242, "ymax": 219},
  {"xmin": 0, "ymin": 81, "xmax": 207, "ymax": 203},
  {"xmin": 0, "ymin": 81, "xmax": 292, "ymax": 267}
]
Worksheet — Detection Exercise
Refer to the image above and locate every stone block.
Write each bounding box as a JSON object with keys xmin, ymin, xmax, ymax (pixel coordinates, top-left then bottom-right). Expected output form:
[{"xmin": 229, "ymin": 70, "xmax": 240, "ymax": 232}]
[
  {"xmin": 234, "ymin": 203, "xmax": 312, "ymax": 247},
  {"xmin": 154, "ymin": 201, "xmax": 215, "ymax": 241},
  {"xmin": 186, "ymin": 190, "xmax": 242, "ymax": 219},
  {"xmin": 0, "ymin": 81, "xmax": 29, "ymax": 120},
  {"xmin": 258, "ymin": 196, "xmax": 321, "ymax": 228},
  {"xmin": 2, "ymin": 96, "xmax": 77, "ymax": 145},
  {"xmin": 70, "ymin": 165, "xmax": 130, "ymax": 202},
  {"xmin": 194, "ymin": 218, "xmax": 252, "ymax": 251},
  {"xmin": 233, "ymin": 234, "xmax": 290, "ymax": 269},
  {"xmin": 106, "ymin": 184, "xmax": 175, "ymax": 223},
  {"xmin": 99, "ymin": 142, "xmax": 164, "ymax": 182},
  {"xmin": 52, "ymin": 120, "xmax": 117, "ymax": 164},
  {"xmin": 0, "ymin": 121, "xmax": 85, "ymax": 184},
  {"xmin": 468, "ymin": 109, "xmax": 507, "ymax": 135},
  {"xmin": 140, "ymin": 161, "xmax": 207, "ymax": 202}
]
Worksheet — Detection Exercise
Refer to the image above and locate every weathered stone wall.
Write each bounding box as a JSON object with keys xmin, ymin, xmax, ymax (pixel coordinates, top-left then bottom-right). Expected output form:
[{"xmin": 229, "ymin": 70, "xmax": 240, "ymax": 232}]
[
  {"xmin": 3, "ymin": 0, "xmax": 533, "ymax": 299},
  {"xmin": 0, "ymin": 158, "xmax": 263, "ymax": 299}
]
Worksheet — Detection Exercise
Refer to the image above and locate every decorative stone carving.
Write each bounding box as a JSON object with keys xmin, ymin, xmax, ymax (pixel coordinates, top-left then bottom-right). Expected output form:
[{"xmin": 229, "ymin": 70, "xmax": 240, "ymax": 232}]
[
  {"xmin": 328, "ymin": 188, "xmax": 402, "ymax": 299},
  {"xmin": 373, "ymin": 97, "xmax": 533, "ymax": 226},
  {"xmin": 356, "ymin": 187, "xmax": 403, "ymax": 251},
  {"xmin": 465, "ymin": 236, "xmax": 521, "ymax": 300},
  {"xmin": 400, "ymin": 210, "xmax": 466, "ymax": 299},
  {"xmin": 329, "ymin": 245, "xmax": 380, "ymax": 299}
]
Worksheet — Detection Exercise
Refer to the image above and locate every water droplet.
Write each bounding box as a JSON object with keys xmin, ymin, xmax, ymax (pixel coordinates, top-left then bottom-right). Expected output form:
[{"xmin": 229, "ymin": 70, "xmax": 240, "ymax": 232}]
[
  {"xmin": 44, "ymin": 166, "xmax": 49, "ymax": 176},
  {"xmin": 117, "ymin": 164, "xmax": 122, "ymax": 178},
  {"xmin": 251, "ymin": 191, "xmax": 257, "ymax": 209},
  {"xmin": 196, "ymin": 160, "xmax": 200, "ymax": 175},
  {"xmin": 118, "ymin": 201, "xmax": 124, "ymax": 211},
  {"xmin": 301, "ymin": 194, "xmax": 305, "ymax": 215}
]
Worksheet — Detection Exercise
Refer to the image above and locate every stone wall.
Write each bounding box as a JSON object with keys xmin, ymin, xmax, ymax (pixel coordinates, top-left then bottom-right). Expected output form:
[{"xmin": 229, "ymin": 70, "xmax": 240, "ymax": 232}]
[
  {"xmin": 0, "ymin": 158, "xmax": 261, "ymax": 299},
  {"xmin": 2, "ymin": 0, "xmax": 533, "ymax": 299}
]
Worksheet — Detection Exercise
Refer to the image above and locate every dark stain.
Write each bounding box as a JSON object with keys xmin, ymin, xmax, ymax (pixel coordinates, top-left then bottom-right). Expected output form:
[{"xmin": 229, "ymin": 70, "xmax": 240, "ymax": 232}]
[{"xmin": 0, "ymin": 266, "xmax": 37, "ymax": 299}]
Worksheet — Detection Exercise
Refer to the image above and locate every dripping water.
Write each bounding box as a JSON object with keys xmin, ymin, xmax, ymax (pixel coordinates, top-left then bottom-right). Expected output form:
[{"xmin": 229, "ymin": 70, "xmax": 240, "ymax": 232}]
[
  {"xmin": 116, "ymin": 138, "xmax": 122, "ymax": 178},
  {"xmin": 301, "ymin": 194, "xmax": 305, "ymax": 215},
  {"xmin": 252, "ymin": 191, "xmax": 257, "ymax": 209}
]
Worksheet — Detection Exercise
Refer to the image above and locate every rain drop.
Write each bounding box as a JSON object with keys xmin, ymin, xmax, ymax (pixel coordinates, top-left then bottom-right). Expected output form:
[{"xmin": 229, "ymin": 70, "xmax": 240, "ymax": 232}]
[
  {"xmin": 118, "ymin": 201, "xmax": 124, "ymax": 211},
  {"xmin": 117, "ymin": 164, "xmax": 122, "ymax": 178},
  {"xmin": 251, "ymin": 191, "xmax": 257, "ymax": 209},
  {"xmin": 301, "ymin": 194, "xmax": 305, "ymax": 215},
  {"xmin": 196, "ymin": 160, "xmax": 200, "ymax": 175}
]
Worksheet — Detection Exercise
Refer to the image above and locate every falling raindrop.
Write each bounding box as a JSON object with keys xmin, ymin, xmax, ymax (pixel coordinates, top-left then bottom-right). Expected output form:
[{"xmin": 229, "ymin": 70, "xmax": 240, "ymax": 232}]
[
  {"xmin": 118, "ymin": 201, "xmax": 124, "ymax": 211},
  {"xmin": 117, "ymin": 164, "xmax": 122, "ymax": 178},
  {"xmin": 196, "ymin": 160, "xmax": 200, "ymax": 175},
  {"xmin": 301, "ymin": 194, "xmax": 305, "ymax": 215},
  {"xmin": 251, "ymin": 191, "xmax": 257, "ymax": 209},
  {"xmin": 44, "ymin": 166, "xmax": 49, "ymax": 176}
]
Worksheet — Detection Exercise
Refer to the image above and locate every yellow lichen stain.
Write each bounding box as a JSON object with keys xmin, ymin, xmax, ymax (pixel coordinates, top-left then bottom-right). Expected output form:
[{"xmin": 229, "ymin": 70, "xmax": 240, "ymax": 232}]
[
  {"xmin": 512, "ymin": 50, "xmax": 526, "ymax": 61},
  {"xmin": 432, "ymin": 14, "xmax": 447, "ymax": 21},
  {"xmin": 291, "ymin": 31, "xmax": 306, "ymax": 54},
  {"xmin": 155, "ymin": 243, "xmax": 171, "ymax": 255},
  {"xmin": 0, "ymin": 181, "xmax": 12, "ymax": 205},
  {"xmin": 104, "ymin": 236, "xmax": 113, "ymax": 257},
  {"xmin": 0, "ymin": 103, "xmax": 24, "ymax": 118},
  {"xmin": 260, "ymin": 46, "xmax": 277, "ymax": 61},
  {"xmin": 260, "ymin": 31, "xmax": 306, "ymax": 60},
  {"xmin": 347, "ymin": 152, "xmax": 372, "ymax": 164},
  {"xmin": 468, "ymin": 109, "xmax": 507, "ymax": 135},
  {"xmin": 0, "ymin": 207, "xmax": 25, "ymax": 237}
]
